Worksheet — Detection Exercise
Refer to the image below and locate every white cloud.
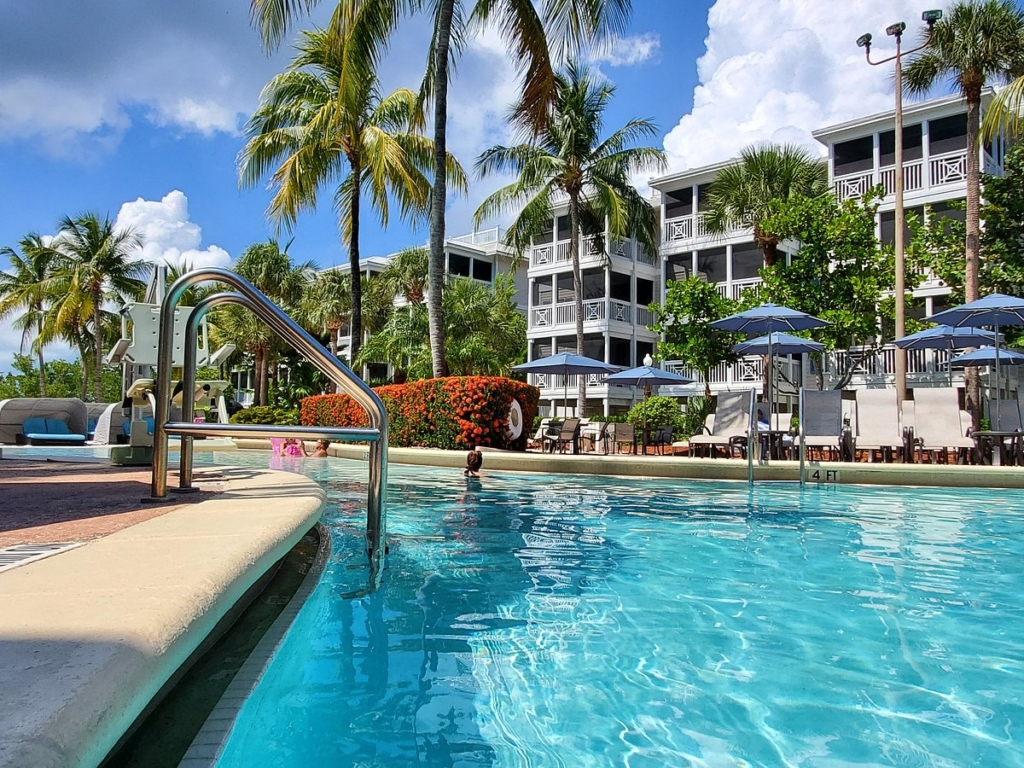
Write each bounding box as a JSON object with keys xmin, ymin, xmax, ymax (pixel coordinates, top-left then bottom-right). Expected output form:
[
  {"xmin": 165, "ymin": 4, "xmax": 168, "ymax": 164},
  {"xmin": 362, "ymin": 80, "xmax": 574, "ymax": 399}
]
[
  {"xmin": 115, "ymin": 190, "xmax": 232, "ymax": 269},
  {"xmin": 663, "ymin": 0, "xmax": 952, "ymax": 172},
  {"xmin": 591, "ymin": 33, "xmax": 661, "ymax": 68}
]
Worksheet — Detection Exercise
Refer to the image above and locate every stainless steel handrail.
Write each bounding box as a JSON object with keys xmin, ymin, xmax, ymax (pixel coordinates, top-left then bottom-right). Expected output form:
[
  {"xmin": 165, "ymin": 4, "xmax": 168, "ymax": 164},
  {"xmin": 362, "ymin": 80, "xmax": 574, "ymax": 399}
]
[
  {"xmin": 151, "ymin": 273, "xmax": 389, "ymax": 574},
  {"xmin": 798, "ymin": 388, "xmax": 806, "ymax": 485},
  {"xmin": 747, "ymin": 388, "xmax": 756, "ymax": 485}
]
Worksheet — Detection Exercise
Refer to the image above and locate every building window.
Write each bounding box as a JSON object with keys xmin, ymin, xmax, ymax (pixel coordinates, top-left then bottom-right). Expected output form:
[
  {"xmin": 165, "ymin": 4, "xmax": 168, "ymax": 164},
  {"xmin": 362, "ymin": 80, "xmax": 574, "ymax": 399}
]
[
  {"xmin": 665, "ymin": 187, "xmax": 694, "ymax": 219},
  {"xmin": 610, "ymin": 271, "xmax": 631, "ymax": 302},
  {"xmin": 533, "ymin": 278, "xmax": 553, "ymax": 306},
  {"xmin": 636, "ymin": 340, "xmax": 655, "ymax": 366},
  {"xmin": 557, "ymin": 215, "xmax": 571, "ymax": 242},
  {"xmin": 534, "ymin": 220, "xmax": 554, "ymax": 245},
  {"xmin": 472, "ymin": 259, "xmax": 493, "ymax": 282},
  {"xmin": 879, "ymin": 124, "xmax": 923, "ymax": 165},
  {"xmin": 666, "ymin": 254, "xmax": 690, "ymax": 282},
  {"xmin": 697, "ymin": 246, "xmax": 727, "ymax": 284},
  {"xmin": 833, "ymin": 136, "xmax": 874, "ymax": 176},
  {"xmin": 583, "ymin": 268, "xmax": 605, "ymax": 300},
  {"xmin": 556, "ymin": 272, "xmax": 575, "ymax": 303},
  {"xmin": 929, "ymin": 114, "xmax": 967, "ymax": 155},
  {"xmin": 449, "ymin": 253, "xmax": 471, "ymax": 277},
  {"xmin": 582, "ymin": 333, "xmax": 604, "ymax": 360},
  {"xmin": 731, "ymin": 242, "xmax": 762, "ymax": 280},
  {"xmin": 879, "ymin": 206, "xmax": 924, "ymax": 246},
  {"xmin": 636, "ymin": 278, "xmax": 654, "ymax": 306},
  {"xmin": 609, "ymin": 337, "xmax": 631, "ymax": 367},
  {"xmin": 531, "ymin": 339, "xmax": 552, "ymax": 359},
  {"xmin": 930, "ymin": 199, "xmax": 966, "ymax": 222},
  {"xmin": 555, "ymin": 335, "xmax": 575, "ymax": 353}
]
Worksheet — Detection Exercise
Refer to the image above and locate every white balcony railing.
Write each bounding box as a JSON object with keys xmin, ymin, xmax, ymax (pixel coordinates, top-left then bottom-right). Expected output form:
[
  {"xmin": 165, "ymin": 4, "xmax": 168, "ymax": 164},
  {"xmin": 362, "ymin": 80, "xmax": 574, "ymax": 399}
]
[
  {"xmin": 731, "ymin": 278, "xmax": 762, "ymax": 300},
  {"xmin": 535, "ymin": 298, "xmax": 641, "ymax": 327},
  {"xmin": 834, "ymin": 149, "xmax": 969, "ymax": 202},
  {"xmin": 661, "ymin": 212, "xmax": 751, "ymax": 245},
  {"xmin": 530, "ymin": 236, "xmax": 652, "ymax": 268},
  {"xmin": 531, "ymin": 372, "xmax": 608, "ymax": 391}
]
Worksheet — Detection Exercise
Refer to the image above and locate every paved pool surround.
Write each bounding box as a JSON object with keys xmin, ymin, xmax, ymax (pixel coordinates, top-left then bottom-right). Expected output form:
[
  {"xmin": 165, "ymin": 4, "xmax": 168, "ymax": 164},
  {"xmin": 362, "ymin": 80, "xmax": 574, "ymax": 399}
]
[
  {"xmin": 0, "ymin": 465, "xmax": 325, "ymax": 768},
  {"xmin": 234, "ymin": 439, "xmax": 1024, "ymax": 489}
]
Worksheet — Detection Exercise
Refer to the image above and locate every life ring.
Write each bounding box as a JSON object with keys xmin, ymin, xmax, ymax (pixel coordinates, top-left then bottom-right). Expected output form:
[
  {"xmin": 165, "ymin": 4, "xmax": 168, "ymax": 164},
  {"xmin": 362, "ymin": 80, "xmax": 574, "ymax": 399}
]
[{"xmin": 507, "ymin": 399, "xmax": 523, "ymax": 439}]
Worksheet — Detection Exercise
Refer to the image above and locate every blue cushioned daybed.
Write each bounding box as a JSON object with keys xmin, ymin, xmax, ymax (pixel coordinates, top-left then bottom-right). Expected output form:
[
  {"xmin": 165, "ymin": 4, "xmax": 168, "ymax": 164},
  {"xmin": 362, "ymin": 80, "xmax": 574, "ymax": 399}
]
[{"xmin": 22, "ymin": 416, "xmax": 87, "ymax": 446}]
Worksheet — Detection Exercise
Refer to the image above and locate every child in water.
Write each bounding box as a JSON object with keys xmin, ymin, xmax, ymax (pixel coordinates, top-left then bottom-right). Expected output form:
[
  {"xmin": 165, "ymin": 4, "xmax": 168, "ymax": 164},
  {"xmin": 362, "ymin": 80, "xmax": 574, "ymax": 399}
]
[
  {"xmin": 281, "ymin": 438, "xmax": 307, "ymax": 457},
  {"xmin": 464, "ymin": 445, "xmax": 483, "ymax": 477}
]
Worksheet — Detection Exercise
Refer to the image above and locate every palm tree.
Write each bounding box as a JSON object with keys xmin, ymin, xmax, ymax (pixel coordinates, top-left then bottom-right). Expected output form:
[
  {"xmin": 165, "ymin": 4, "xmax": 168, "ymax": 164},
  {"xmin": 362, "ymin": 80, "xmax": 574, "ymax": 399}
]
[
  {"xmin": 302, "ymin": 268, "xmax": 351, "ymax": 390},
  {"xmin": 239, "ymin": 26, "xmax": 462, "ymax": 370},
  {"xmin": 249, "ymin": 0, "xmax": 632, "ymax": 378},
  {"xmin": 704, "ymin": 143, "xmax": 828, "ymax": 267},
  {"xmin": 475, "ymin": 61, "xmax": 665, "ymax": 414},
  {"xmin": 377, "ymin": 246, "xmax": 428, "ymax": 306},
  {"xmin": 0, "ymin": 235, "xmax": 59, "ymax": 395},
  {"xmin": 231, "ymin": 240, "xmax": 315, "ymax": 405},
  {"xmin": 44, "ymin": 214, "xmax": 147, "ymax": 400},
  {"xmin": 904, "ymin": 0, "xmax": 1024, "ymax": 425}
]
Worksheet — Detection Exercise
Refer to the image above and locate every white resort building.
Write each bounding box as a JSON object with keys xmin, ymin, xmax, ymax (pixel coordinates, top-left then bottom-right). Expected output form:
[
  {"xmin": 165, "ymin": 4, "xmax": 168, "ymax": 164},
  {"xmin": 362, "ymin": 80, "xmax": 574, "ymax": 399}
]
[{"xmin": 520, "ymin": 91, "xmax": 1010, "ymax": 416}]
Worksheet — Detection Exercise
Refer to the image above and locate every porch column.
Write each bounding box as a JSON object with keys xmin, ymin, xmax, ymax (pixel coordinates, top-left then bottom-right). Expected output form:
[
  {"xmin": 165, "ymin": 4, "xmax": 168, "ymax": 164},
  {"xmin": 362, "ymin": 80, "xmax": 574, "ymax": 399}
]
[
  {"xmin": 922, "ymin": 119, "xmax": 932, "ymax": 188},
  {"xmin": 527, "ymin": 277, "xmax": 535, "ymax": 336},
  {"xmin": 725, "ymin": 244, "xmax": 734, "ymax": 300},
  {"xmin": 872, "ymin": 131, "xmax": 881, "ymax": 187}
]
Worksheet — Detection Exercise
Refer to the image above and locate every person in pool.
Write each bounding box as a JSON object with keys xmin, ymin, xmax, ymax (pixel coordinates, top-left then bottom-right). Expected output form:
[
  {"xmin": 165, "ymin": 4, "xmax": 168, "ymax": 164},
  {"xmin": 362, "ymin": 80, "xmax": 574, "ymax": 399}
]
[
  {"xmin": 311, "ymin": 439, "xmax": 330, "ymax": 458},
  {"xmin": 281, "ymin": 437, "xmax": 307, "ymax": 457},
  {"xmin": 464, "ymin": 446, "xmax": 483, "ymax": 477}
]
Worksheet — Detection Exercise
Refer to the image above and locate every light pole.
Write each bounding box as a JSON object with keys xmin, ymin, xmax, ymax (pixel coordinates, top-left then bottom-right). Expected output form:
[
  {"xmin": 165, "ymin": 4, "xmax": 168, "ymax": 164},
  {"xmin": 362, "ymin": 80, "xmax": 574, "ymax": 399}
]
[{"xmin": 857, "ymin": 10, "xmax": 941, "ymax": 407}]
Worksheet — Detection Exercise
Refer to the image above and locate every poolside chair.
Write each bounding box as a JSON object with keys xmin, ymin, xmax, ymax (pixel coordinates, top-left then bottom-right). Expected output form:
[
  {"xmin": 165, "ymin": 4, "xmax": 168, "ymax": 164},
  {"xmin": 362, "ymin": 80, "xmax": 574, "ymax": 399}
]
[
  {"xmin": 609, "ymin": 422, "xmax": 635, "ymax": 454},
  {"xmin": 688, "ymin": 391, "xmax": 754, "ymax": 458},
  {"xmin": 852, "ymin": 389, "xmax": 906, "ymax": 462},
  {"xmin": 583, "ymin": 421, "xmax": 609, "ymax": 454},
  {"xmin": 543, "ymin": 418, "xmax": 581, "ymax": 454},
  {"xmin": 795, "ymin": 389, "xmax": 847, "ymax": 462},
  {"xmin": 527, "ymin": 418, "xmax": 553, "ymax": 450},
  {"xmin": 909, "ymin": 387, "xmax": 974, "ymax": 464},
  {"xmin": 650, "ymin": 425, "xmax": 674, "ymax": 455}
]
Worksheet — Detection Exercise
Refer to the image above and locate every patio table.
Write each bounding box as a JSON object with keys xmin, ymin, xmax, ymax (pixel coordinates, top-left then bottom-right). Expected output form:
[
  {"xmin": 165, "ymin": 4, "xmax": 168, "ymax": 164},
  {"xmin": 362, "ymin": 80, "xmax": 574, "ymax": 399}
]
[{"xmin": 971, "ymin": 430, "xmax": 1023, "ymax": 467}]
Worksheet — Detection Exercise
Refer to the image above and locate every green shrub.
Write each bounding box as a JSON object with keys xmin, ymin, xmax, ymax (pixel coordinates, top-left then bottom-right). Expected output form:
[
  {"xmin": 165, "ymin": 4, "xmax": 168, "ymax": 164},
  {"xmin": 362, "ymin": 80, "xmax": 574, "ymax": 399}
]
[
  {"xmin": 678, "ymin": 396, "xmax": 715, "ymax": 439},
  {"xmin": 230, "ymin": 406, "xmax": 300, "ymax": 425},
  {"xmin": 627, "ymin": 396, "xmax": 683, "ymax": 433}
]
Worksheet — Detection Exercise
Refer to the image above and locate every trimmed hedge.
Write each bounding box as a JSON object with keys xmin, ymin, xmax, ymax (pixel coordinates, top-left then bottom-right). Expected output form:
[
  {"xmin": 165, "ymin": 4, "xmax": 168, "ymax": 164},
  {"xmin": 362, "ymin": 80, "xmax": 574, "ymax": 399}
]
[{"xmin": 301, "ymin": 376, "xmax": 539, "ymax": 450}]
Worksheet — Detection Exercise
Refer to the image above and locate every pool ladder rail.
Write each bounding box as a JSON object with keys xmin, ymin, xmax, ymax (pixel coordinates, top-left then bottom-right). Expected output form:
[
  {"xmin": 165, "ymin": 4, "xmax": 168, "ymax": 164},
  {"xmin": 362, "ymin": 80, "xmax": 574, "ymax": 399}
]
[{"xmin": 149, "ymin": 267, "xmax": 389, "ymax": 581}]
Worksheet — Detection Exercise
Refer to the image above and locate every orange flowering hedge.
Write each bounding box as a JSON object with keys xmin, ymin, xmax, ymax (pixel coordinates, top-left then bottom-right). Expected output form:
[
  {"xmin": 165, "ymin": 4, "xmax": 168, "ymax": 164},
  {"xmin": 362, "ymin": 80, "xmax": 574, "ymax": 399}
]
[{"xmin": 300, "ymin": 376, "xmax": 540, "ymax": 450}]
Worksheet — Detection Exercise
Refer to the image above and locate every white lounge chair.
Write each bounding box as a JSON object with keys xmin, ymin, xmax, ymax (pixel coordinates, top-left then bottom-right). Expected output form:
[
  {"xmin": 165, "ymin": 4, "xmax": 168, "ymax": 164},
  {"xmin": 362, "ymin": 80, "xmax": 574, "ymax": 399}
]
[
  {"xmin": 689, "ymin": 391, "xmax": 754, "ymax": 458},
  {"xmin": 796, "ymin": 389, "xmax": 847, "ymax": 461},
  {"xmin": 853, "ymin": 389, "xmax": 906, "ymax": 462},
  {"xmin": 911, "ymin": 387, "xmax": 974, "ymax": 464}
]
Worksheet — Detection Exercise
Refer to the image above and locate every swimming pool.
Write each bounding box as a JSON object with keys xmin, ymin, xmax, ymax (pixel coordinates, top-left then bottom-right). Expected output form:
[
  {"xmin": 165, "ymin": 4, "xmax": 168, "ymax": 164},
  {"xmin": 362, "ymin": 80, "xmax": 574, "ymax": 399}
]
[{"xmin": 211, "ymin": 454, "xmax": 1024, "ymax": 766}]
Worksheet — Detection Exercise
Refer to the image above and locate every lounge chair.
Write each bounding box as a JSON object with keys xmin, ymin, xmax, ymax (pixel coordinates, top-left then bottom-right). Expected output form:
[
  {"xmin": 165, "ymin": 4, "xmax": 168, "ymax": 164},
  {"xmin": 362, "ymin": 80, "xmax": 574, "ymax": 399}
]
[
  {"xmin": 688, "ymin": 391, "xmax": 754, "ymax": 458},
  {"xmin": 609, "ymin": 422, "xmax": 635, "ymax": 454},
  {"xmin": 852, "ymin": 389, "xmax": 906, "ymax": 462},
  {"xmin": 542, "ymin": 418, "xmax": 581, "ymax": 454},
  {"xmin": 795, "ymin": 389, "xmax": 847, "ymax": 462},
  {"xmin": 527, "ymin": 418, "xmax": 554, "ymax": 450},
  {"xmin": 21, "ymin": 417, "xmax": 87, "ymax": 446},
  {"xmin": 910, "ymin": 387, "xmax": 974, "ymax": 464}
]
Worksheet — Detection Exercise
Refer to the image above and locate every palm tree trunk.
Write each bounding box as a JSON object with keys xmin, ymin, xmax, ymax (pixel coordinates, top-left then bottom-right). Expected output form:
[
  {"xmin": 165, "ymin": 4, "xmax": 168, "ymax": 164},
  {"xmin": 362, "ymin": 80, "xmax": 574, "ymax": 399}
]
[
  {"xmin": 348, "ymin": 156, "xmax": 363, "ymax": 373},
  {"xmin": 965, "ymin": 94, "xmax": 983, "ymax": 429},
  {"xmin": 329, "ymin": 332, "xmax": 341, "ymax": 394},
  {"xmin": 36, "ymin": 313, "xmax": 47, "ymax": 397},
  {"xmin": 570, "ymin": 191, "xmax": 586, "ymax": 417},
  {"xmin": 253, "ymin": 349, "xmax": 264, "ymax": 407},
  {"xmin": 93, "ymin": 292, "xmax": 103, "ymax": 401},
  {"xmin": 259, "ymin": 353, "xmax": 270, "ymax": 406},
  {"xmin": 426, "ymin": 0, "xmax": 456, "ymax": 380}
]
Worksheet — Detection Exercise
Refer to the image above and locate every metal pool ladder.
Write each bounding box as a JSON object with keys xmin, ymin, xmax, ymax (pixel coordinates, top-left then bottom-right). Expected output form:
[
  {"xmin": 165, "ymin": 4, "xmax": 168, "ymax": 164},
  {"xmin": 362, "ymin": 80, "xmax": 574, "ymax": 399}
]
[{"xmin": 149, "ymin": 268, "xmax": 389, "ymax": 581}]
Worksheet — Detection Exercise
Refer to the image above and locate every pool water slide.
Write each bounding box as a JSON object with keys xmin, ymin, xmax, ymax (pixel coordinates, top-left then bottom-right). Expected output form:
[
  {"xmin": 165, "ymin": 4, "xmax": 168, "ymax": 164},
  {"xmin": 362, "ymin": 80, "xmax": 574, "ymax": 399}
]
[{"xmin": 150, "ymin": 267, "xmax": 390, "ymax": 582}]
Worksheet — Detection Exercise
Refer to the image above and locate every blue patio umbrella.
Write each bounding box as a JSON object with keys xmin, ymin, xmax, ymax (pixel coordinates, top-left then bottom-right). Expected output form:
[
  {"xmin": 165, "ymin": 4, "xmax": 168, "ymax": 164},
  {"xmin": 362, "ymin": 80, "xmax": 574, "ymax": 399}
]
[
  {"xmin": 514, "ymin": 352, "xmax": 621, "ymax": 415},
  {"xmin": 711, "ymin": 304, "xmax": 828, "ymax": 410},
  {"xmin": 732, "ymin": 332, "xmax": 825, "ymax": 357},
  {"xmin": 949, "ymin": 346, "xmax": 1024, "ymax": 368},
  {"xmin": 895, "ymin": 324, "xmax": 1002, "ymax": 386},
  {"xmin": 604, "ymin": 365, "xmax": 694, "ymax": 452},
  {"xmin": 928, "ymin": 293, "xmax": 1024, "ymax": 428}
]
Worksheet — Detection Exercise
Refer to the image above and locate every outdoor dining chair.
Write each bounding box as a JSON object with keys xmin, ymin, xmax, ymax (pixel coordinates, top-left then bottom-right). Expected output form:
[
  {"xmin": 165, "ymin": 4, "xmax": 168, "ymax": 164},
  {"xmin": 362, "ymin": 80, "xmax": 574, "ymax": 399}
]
[
  {"xmin": 542, "ymin": 418, "xmax": 581, "ymax": 454},
  {"xmin": 609, "ymin": 422, "xmax": 635, "ymax": 454}
]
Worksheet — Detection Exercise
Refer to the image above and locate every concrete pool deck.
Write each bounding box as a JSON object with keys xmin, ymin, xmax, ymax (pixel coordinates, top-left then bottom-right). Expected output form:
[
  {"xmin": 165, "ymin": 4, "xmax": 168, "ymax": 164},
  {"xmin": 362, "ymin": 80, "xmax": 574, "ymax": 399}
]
[
  {"xmin": 233, "ymin": 439, "xmax": 1024, "ymax": 489},
  {"xmin": 0, "ymin": 464, "xmax": 325, "ymax": 768}
]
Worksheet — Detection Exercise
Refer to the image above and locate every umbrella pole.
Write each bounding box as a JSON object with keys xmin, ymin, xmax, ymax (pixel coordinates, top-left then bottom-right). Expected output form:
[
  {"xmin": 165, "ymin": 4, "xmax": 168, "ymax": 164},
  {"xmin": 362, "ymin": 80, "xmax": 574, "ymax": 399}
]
[{"xmin": 995, "ymin": 322, "xmax": 1001, "ymax": 429}]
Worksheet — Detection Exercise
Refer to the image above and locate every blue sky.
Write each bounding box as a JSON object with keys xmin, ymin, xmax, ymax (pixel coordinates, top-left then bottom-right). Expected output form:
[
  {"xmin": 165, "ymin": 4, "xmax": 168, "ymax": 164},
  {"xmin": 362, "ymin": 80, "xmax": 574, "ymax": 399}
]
[{"xmin": 0, "ymin": 0, "xmax": 955, "ymax": 368}]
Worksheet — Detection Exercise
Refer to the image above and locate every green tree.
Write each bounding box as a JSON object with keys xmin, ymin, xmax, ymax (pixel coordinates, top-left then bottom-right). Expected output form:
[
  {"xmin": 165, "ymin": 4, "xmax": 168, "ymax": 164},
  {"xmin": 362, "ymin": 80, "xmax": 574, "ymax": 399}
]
[
  {"xmin": 42, "ymin": 214, "xmax": 147, "ymax": 401},
  {"xmin": 249, "ymin": 0, "xmax": 632, "ymax": 379},
  {"xmin": 356, "ymin": 274, "xmax": 525, "ymax": 380},
  {"xmin": 0, "ymin": 235, "xmax": 59, "ymax": 396},
  {"xmin": 648, "ymin": 277, "xmax": 739, "ymax": 398},
  {"xmin": 0, "ymin": 354, "xmax": 121, "ymax": 402},
  {"xmin": 475, "ymin": 61, "xmax": 665, "ymax": 413},
  {"xmin": 758, "ymin": 192, "xmax": 900, "ymax": 388},
  {"xmin": 229, "ymin": 240, "xmax": 315, "ymax": 405},
  {"xmin": 703, "ymin": 143, "xmax": 828, "ymax": 267},
  {"xmin": 303, "ymin": 268, "xmax": 352, "ymax": 362},
  {"xmin": 377, "ymin": 246, "xmax": 428, "ymax": 305},
  {"xmin": 239, "ymin": 27, "xmax": 460, "ymax": 368}
]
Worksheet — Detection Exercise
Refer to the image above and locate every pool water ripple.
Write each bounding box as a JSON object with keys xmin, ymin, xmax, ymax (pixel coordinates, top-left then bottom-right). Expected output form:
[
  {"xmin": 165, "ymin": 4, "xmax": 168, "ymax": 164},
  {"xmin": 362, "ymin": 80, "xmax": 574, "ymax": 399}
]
[{"xmin": 212, "ymin": 454, "xmax": 1024, "ymax": 767}]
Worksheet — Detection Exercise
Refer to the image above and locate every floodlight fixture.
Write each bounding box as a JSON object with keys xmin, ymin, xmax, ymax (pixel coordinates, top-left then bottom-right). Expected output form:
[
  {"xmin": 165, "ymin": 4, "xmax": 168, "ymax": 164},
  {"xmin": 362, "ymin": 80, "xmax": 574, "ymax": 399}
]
[
  {"xmin": 922, "ymin": 9, "xmax": 943, "ymax": 26},
  {"xmin": 886, "ymin": 22, "xmax": 906, "ymax": 38},
  {"xmin": 856, "ymin": 33, "xmax": 872, "ymax": 49}
]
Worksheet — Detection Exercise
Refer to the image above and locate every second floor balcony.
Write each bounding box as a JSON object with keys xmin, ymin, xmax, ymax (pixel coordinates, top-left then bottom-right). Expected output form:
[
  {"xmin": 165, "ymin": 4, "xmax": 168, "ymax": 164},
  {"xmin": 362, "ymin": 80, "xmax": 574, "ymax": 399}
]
[
  {"xmin": 662, "ymin": 212, "xmax": 752, "ymax": 246},
  {"xmin": 531, "ymin": 236, "xmax": 657, "ymax": 270},
  {"xmin": 833, "ymin": 147, "xmax": 1002, "ymax": 203}
]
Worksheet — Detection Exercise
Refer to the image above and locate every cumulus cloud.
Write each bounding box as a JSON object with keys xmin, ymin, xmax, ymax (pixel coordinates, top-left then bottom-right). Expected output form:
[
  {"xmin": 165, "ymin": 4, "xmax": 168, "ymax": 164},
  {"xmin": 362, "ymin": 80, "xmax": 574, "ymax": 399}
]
[
  {"xmin": 591, "ymin": 33, "xmax": 661, "ymax": 68},
  {"xmin": 663, "ymin": 0, "xmax": 951, "ymax": 172},
  {"xmin": 0, "ymin": 0, "xmax": 288, "ymax": 155},
  {"xmin": 115, "ymin": 191, "xmax": 232, "ymax": 269}
]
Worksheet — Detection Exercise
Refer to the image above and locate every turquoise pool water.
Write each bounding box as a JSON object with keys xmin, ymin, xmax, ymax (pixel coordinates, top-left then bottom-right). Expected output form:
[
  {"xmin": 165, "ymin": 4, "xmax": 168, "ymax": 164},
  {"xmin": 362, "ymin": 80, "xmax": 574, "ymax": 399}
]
[{"xmin": 209, "ymin": 456, "xmax": 1024, "ymax": 766}]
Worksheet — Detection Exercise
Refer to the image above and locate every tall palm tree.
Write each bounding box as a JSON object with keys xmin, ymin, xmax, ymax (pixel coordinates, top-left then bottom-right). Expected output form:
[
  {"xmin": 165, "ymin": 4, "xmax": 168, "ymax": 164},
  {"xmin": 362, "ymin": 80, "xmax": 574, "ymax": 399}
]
[
  {"xmin": 249, "ymin": 0, "xmax": 632, "ymax": 379},
  {"xmin": 44, "ymin": 214, "xmax": 147, "ymax": 401},
  {"xmin": 0, "ymin": 235, "xmax": 59, "ymax": 395},
  {"xmin": 904, "ymin": 0, "xmax": 1024, "ymax": 425},
  {"xmin": 239, "ymin": 26, "xmax": 462, "ymax": 370},
  {"xmin": 474, "ymin": 61, "xmax": 665, "ymax": 414},
  {"xmin": 704, "ymin": 143, "xmax": 828, "ymax": 267},
  {"xmin": 302, "ymin": 268, "xmax": 351, "ymax": 390},
  {"xmin": 232, "ymin": 240, "xmax": 316, "ymax": 405}
]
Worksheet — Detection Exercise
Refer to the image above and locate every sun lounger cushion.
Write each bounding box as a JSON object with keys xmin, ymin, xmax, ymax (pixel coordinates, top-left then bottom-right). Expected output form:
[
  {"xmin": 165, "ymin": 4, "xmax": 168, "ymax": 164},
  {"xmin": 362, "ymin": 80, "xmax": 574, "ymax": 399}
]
[{"xmin": 23, "ymin": 416, "xmax": 87, "ymax": 443}]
